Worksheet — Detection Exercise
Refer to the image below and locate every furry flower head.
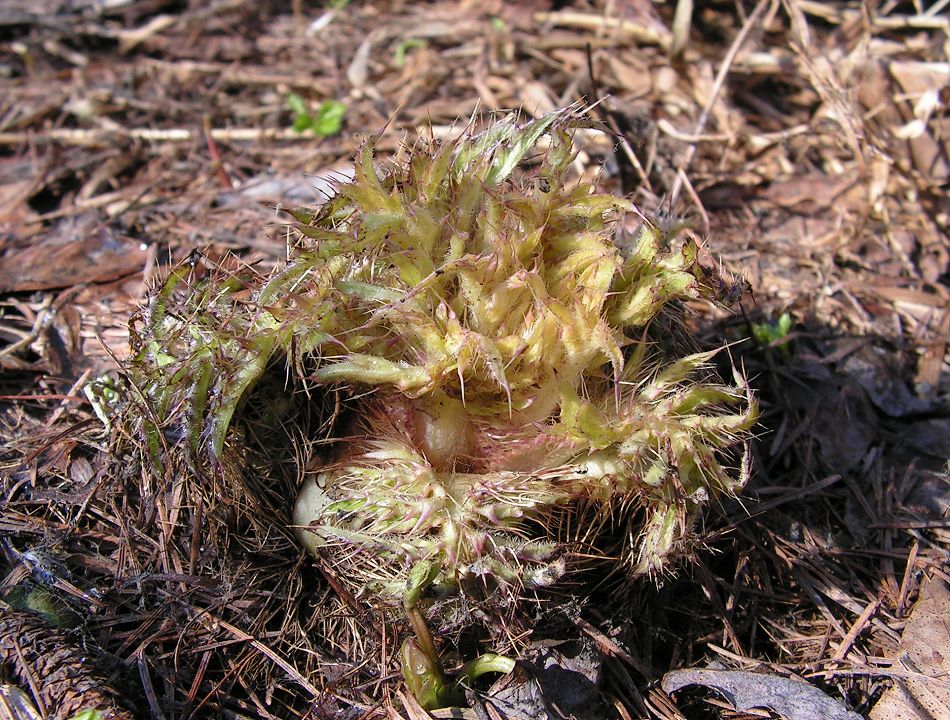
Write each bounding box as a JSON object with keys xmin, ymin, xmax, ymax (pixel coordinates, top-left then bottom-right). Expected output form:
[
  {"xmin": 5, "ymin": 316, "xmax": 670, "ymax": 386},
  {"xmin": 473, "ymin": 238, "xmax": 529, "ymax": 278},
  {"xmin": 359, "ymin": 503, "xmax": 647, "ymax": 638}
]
[{"xmin": 133, "ymin": 106, "xmax": 756, "ymax": 607}]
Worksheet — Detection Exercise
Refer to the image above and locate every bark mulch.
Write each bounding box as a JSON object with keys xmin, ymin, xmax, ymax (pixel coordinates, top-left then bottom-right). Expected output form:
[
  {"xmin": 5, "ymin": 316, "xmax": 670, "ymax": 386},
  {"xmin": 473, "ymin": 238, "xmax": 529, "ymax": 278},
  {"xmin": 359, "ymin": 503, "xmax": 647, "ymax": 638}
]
[{"xmin": 1, "ymin": 1, "xmax": 947, "ymax": 718}]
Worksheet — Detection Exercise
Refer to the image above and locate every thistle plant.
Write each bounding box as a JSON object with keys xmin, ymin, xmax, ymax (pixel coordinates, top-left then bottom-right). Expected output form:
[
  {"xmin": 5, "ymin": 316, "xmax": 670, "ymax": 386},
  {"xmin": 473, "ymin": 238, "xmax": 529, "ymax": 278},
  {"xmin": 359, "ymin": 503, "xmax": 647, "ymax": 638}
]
[{"xmin": 131, "ymin": 106, "xmax": 756, "ymax": 707}]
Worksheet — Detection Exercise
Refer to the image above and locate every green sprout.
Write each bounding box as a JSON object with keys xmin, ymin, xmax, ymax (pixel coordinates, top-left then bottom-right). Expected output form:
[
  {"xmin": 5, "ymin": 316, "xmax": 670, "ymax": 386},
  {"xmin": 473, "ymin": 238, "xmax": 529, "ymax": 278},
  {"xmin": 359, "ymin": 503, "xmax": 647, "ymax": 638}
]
[
  {"xmin": 751, "ymin": 312, "xmax": 793, "ymax": 358},
  {"xmin": 287, "ymin": 94, "xmax": 347, "ymax": 137},
  {"xmin": 69, "ymin": 711, "xmax": 104, "ymax": 720},
  {"xmin": 400, "ymin": 561, "xmax": 515, "ymax": 709},
  {"xmin": 393, "ymin": 38, "xmax": 426, "ymax": 68}
]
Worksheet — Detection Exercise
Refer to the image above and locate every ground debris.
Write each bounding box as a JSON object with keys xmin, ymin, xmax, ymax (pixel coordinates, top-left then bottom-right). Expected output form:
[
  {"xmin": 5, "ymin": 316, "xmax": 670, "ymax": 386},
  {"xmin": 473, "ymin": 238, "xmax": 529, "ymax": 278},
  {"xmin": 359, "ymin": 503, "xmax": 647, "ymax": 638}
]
[
  {"xmin": 0, "ymin": 608, "xmax": 133, "ymax": 720},
  {"xmin": 0, "ymin": 0, "xmax": 948, "ymax": 717},
  {"xmin": 663, "ymin": 667, "xmax": 863, "ymax": 720}
]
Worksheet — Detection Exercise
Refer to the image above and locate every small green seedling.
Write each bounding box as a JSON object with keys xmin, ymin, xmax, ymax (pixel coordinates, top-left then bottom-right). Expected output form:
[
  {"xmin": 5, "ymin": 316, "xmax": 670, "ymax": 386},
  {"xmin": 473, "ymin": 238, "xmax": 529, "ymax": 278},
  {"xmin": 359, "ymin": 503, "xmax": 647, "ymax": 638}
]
[
  {"xmin": 394, "ymin": 39, "xmax": 426, "ymax": 68},
  {"xmin": 287, "ymin": 94, "xmax": 346, "ymax": 137},
  {"xmin": 69, "ymin": 712, "xmax": 103, "ymax": 720},
  {"xmin": 751, "ymin": 312, "xmax": 793, "ymax": 358},
  {"xmin": 400, "ymin": 562, "xmax": 515, "ymax": 710}
]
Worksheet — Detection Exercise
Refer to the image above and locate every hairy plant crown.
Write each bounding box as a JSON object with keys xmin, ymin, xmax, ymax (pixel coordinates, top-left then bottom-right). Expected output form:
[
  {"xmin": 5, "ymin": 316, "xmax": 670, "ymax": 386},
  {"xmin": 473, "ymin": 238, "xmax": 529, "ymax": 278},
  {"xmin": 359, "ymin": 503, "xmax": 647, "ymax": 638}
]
[{"xmin": 133, "ymin": 108, "xmax": 756, "ymax": 607}]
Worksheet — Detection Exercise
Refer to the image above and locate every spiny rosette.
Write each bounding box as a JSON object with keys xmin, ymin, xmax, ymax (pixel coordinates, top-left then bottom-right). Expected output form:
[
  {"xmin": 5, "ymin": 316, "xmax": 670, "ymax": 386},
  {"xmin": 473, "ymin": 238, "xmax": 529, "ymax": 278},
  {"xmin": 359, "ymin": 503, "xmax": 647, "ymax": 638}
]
[{"xmin": 132, "ymin": 106, "xmax": 756, "ymax": 610}]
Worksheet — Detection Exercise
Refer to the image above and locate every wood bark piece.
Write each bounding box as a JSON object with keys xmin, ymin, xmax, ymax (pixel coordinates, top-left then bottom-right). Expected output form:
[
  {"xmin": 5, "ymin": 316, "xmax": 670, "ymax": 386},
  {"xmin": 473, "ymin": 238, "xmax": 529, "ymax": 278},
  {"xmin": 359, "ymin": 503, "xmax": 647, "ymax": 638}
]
[{"xmin": 0, "ymin": 608, "xmax": 134, "ymax": 720}]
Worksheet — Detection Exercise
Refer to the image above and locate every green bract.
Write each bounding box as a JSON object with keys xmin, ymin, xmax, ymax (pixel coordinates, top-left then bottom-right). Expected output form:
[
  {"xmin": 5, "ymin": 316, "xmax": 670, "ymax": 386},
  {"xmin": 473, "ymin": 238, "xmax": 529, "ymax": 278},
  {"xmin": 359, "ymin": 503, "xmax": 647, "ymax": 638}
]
[{"xmin": 133, "ymin": 107, "xmax": 756, "ymax": 609}]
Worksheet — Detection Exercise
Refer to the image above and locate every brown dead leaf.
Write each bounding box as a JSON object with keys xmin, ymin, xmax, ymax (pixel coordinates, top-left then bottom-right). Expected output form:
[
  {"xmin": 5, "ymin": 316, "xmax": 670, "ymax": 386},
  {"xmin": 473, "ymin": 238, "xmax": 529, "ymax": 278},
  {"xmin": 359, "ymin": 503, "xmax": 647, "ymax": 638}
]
[
  {"xmin": 870, "ymin": 577, "xmax": 950, "ymax": 720},
  {"xmin": 841, "ymin": 345, "xmax": 930, "ymax": 418},
  {"xmin": 0, "ymin": 214, "xmax": 148, "ymax": 293},
  {"xmin": 662, "ymin": 668, "xmax": 863, "ymax": 720}
]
